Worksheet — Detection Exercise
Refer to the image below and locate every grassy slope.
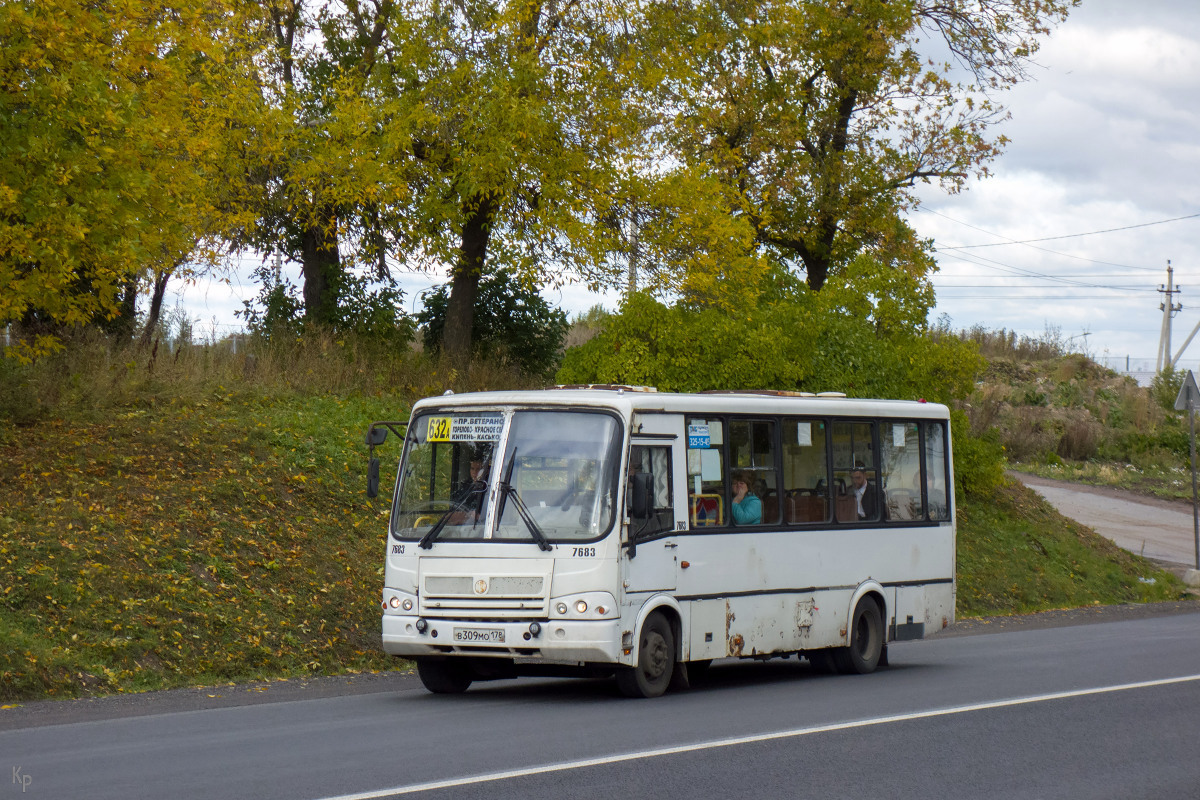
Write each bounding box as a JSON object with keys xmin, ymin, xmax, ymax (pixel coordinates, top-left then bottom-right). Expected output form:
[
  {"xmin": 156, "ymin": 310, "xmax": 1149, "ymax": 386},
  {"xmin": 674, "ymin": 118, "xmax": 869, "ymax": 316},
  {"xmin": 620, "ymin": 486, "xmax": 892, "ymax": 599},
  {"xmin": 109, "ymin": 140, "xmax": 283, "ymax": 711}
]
[
  {"xmin": 0, "ymin": 391, "xmax": 1188, "ymax": 702},
  {"xmin": 0, "ymin": 391, "xmax": 400, "ymax": 701},
  {"xmin": 956, "ymin": 480, "xmax": 1181, "ymax": 616}
]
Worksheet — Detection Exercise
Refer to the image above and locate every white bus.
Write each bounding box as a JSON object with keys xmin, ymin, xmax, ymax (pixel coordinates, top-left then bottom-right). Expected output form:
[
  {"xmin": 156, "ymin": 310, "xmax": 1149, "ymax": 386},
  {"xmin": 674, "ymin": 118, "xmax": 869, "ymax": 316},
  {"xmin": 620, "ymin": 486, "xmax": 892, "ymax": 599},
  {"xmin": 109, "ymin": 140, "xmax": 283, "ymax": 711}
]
[{"xmin": 368, "ymin": 386, "xmax": 955, "ymax": 697}]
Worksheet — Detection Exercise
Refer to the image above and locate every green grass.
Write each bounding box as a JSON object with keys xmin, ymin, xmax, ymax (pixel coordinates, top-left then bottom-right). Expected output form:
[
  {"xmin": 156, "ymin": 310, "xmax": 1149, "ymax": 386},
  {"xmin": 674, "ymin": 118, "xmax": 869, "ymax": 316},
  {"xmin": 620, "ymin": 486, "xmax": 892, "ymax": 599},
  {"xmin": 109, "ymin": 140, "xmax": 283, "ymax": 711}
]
[
  {"xmin": 956, "ymin": 480, "xmax": 1184, "ymax": 617},
  {"xmin": 0, "ymin": 391, "xmax": 403, "ymax": 701}
]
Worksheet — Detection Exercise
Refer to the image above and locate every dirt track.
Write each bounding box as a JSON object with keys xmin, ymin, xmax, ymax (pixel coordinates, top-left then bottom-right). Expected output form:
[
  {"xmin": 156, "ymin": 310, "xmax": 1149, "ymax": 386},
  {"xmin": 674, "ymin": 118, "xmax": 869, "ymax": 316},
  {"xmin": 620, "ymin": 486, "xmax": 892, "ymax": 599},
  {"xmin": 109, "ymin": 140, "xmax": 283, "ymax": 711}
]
[{"xmin": 1013, "ymin": 472, "xmax": 1200, "ymax": 571}]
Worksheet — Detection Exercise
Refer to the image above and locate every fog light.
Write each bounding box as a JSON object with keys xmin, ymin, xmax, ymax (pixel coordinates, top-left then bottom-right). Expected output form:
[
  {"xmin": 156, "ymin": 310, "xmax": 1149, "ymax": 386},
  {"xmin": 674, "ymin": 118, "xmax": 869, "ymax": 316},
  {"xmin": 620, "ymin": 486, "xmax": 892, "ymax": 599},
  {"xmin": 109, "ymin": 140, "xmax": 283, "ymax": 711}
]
[
  {"xmin": 575, "ymin": 600, "xmax": 588, "ymax": 614},
  {"xmin": 556, "ymin": 602, "xmax": 568, "ymax": 615},
  {"xmin": 402, "ymin": 598, "xmax": 413, "ymax": 611},
  {"xmin": 528, "ymin": 622, "xmax": 541, "ymax": 637},
  {"xmin": 415, "ymin": 618, "xmax": 428, "ymax": 634}
]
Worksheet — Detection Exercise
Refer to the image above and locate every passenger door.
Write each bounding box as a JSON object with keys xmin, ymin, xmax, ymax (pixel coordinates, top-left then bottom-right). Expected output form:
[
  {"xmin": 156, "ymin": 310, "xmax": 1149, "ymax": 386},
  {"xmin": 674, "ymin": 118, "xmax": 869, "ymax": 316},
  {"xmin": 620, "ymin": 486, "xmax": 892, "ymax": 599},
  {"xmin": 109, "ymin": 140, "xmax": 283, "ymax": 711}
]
[{"xmin": 622, "ymin": 430, "xmax": 686, "ymax": 594}]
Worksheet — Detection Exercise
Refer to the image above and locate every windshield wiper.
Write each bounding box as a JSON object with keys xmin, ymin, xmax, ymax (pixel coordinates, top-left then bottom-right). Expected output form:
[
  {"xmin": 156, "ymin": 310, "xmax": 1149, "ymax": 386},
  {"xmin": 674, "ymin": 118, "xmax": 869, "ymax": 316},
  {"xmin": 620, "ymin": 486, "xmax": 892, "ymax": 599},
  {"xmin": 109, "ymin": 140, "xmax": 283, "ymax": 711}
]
[
  {"xmin": 417, "ymin": 486, "xmax": 486, "ymax": 550},
  {"xmin": 495, "ymin": 448, "xmax": 553, "ymax": 552}
]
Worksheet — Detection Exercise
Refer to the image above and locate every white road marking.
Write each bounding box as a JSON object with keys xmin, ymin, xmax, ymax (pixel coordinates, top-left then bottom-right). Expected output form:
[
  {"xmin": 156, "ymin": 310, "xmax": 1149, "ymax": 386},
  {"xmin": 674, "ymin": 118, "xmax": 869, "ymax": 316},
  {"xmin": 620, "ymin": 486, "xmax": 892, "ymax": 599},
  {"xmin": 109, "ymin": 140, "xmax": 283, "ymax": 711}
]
[{"xmin": 313, "ymin": 674, "xmax": 1200, "ymax": 800}]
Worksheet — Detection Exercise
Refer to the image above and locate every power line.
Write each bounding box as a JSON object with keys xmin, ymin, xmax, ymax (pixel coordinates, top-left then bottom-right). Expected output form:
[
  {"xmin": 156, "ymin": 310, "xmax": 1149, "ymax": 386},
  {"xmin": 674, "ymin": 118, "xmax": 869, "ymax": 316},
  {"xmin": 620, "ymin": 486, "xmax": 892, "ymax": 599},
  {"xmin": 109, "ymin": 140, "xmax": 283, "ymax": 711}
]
[
  {"xmin": 934, "ymin": 250, "xmax": 1159, "ymax": 291},
  {"xmin": 934, "ymin": 295, "xmax": 1160, "ymax": 300},
  {"xmin": 941, "ymin": 211, "xmax": 1200, "ymax": 248},
  {"xmin": 918, "ymin": 208, "xmax": 1185, "ymax": 271}
]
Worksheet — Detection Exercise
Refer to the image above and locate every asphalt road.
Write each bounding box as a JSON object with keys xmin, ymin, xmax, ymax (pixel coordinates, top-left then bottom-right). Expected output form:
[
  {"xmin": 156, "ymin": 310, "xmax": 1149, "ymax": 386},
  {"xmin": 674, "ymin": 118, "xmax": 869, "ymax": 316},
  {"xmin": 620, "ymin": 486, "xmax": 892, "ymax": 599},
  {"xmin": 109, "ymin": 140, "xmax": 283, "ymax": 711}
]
[
  {"xmin": 4, "ymin": 610, "xmax": 1200, "ymax": 800},
  {"xmin": 1016, "ymin": 473, "xmax": 1200, "ymax": 567}
]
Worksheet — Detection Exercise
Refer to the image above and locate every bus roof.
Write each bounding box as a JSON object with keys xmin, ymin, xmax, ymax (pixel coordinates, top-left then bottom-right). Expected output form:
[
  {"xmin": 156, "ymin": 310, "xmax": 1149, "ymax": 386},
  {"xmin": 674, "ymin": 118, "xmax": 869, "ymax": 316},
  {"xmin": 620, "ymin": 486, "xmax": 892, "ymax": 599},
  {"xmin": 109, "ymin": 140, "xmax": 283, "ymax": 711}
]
[{"xmin": 410, "ymin": 388, "xmax": 950, "ymax": 420}]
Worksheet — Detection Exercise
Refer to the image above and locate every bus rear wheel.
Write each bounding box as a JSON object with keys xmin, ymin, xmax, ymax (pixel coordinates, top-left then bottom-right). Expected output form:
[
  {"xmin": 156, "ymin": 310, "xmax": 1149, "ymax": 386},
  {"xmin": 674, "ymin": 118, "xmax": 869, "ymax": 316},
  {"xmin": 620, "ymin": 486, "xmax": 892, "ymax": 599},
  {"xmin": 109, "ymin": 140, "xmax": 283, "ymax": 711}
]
[
  {"xmin": 833, "ymin": 597, "xmax": 884, "ymax": 675},
  {"xmin": 417, "ymin": 658, "xmax": 474, "ymax": 694},
  {"xmin": 616, "ymin": 612, "xmax": 674, "ymax": 698}
]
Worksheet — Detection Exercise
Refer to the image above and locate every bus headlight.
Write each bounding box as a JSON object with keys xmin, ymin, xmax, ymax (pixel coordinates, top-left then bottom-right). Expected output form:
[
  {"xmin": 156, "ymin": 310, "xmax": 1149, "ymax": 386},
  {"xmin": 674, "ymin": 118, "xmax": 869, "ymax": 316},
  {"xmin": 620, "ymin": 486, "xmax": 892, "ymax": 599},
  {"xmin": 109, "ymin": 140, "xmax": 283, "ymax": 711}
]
[
  {"xmin": 402, "ymin": 598, "xmax": 413, "ymax": 611},
  {"xmin": 551, "ymin": 593, "xmax": 616, "ymax": 618}
]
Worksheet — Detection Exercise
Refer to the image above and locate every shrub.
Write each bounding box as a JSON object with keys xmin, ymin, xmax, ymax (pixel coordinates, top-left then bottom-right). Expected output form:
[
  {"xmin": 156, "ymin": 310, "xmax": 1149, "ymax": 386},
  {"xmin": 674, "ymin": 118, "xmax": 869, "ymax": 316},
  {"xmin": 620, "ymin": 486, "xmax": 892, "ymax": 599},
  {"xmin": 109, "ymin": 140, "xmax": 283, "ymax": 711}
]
[
  {"xmin": 950, "ymin": 410, "xmax": 1006, "ymax": 502},
  {"xmin": 557, "ymin": 292, "xmax": 982, "ymax": 403},
  {"xmin": 1150, "ymin": 367, "xmax": 1184, "ymax": 412},
  {"xmin": 1058, "ymin": 413, "xmax": 1102, "ymax": 461},
  {"xmin": 238, "ymin": 264, "xmax": 414, "ymax": 346},
  {"xmin": 418, "ymin": 269, "xmax": 569, "ymax": 379}
]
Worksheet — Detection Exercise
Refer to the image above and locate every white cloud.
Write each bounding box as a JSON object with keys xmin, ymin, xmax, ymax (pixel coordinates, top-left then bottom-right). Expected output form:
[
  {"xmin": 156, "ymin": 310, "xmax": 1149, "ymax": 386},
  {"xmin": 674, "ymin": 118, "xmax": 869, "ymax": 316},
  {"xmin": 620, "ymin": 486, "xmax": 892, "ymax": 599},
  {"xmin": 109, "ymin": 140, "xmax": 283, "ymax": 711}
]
[{"xmin": 910, "ymin": 0, "xmax": 1200, "ymax": 367}]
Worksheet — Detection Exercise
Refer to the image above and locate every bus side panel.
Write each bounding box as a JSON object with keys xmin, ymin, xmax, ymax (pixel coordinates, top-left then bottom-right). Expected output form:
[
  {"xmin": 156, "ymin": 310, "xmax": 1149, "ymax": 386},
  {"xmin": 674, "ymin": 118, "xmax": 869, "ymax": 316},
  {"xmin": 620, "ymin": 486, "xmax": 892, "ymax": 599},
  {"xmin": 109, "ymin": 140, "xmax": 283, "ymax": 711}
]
[
  {"xmin": 718, "ymin": 592, "xmax": 852, "ymax": 657},
  {"xmin": 893, "ymin": 582, "xmax": 955, "ymax": 639}
]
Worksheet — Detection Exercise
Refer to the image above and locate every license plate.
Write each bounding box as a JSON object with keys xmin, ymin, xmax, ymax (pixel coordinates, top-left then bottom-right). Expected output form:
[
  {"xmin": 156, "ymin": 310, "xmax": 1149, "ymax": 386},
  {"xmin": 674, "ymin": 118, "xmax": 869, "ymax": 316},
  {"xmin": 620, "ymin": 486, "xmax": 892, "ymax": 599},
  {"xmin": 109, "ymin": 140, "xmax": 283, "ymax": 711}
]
[{"xmin": 453, "ymin": 627, "xmax": 505, "ymax": 643}]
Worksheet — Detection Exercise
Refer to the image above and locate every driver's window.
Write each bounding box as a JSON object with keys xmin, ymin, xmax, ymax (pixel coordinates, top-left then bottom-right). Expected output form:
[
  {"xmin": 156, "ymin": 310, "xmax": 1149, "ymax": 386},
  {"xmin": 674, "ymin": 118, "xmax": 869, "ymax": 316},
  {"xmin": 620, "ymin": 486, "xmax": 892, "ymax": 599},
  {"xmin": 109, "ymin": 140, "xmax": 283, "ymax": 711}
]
[{"xmin": 628, "ymin": 445, "xmax": 673, "ymax": 539}]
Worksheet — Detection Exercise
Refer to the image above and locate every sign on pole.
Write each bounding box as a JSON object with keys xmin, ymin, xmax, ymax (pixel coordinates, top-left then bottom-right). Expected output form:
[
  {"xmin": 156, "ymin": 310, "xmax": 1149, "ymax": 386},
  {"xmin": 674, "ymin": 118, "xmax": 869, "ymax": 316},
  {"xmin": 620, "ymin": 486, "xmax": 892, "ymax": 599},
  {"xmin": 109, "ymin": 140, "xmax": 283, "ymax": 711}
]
[
  {"xmin": 1174, "ymin": 370, "xmax": 1200, "ymax": 412},
  {"xmin": 1174, "ymin": 370, "xmax": 1200, "ymax": 570}
]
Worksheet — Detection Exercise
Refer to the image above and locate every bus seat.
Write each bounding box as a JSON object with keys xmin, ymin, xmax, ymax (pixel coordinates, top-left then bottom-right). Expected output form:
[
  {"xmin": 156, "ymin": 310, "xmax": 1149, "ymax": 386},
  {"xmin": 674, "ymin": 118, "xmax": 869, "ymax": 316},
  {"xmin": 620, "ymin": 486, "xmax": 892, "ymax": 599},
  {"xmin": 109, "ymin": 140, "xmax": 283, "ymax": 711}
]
[
  {"xmin": 835, "ymin": 495, "xmax": 857, "ymax": 523},
  {"xmin": 762, "ymin": 495, "xmax": 779, "ymax": 524},
  {"xmin": 785, "ymin": 494, "xmax": 826, "ymax": 523},
  {"xmin": 887, "ymin": 489, "xmax": 916, "ymax": 520}
]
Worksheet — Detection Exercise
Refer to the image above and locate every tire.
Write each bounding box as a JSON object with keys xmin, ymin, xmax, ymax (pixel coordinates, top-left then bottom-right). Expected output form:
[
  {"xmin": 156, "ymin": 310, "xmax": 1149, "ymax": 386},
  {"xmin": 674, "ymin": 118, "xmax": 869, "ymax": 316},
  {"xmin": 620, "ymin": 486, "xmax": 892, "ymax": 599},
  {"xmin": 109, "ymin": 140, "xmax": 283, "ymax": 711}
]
[
  {"xmin": 416, "ymin": 658, "xmax": 474, "ymax": 694},
  {"xmin": 832, "ymin": 597, "xmax": 884, "ymax": 675},
  {"xmin": 807, "ymin": 649, "xmax": 838, "ymax": 674},
  {"xmin": 616, "ymin": 612, "xmax": 675, "ymax": 698}
]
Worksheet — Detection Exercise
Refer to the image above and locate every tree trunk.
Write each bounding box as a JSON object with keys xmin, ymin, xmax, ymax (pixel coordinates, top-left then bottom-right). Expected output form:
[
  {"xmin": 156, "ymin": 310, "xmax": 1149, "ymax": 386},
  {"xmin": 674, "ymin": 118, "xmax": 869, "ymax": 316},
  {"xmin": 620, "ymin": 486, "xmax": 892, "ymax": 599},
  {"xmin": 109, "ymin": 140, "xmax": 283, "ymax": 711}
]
[
  {"xmin": 300, "ymin": 204, "xmax": 341, "ymax": 325},
  {"xmin": 140, "ymin": 267, "xmax": 173, "ymax": 344},
  {"xmin": 443, "ymin": 193, "xmax": 498, "ymax": 361},
  {"xmin": 803, "ymin": 86, "xmax": 859, "ymax": 292}
]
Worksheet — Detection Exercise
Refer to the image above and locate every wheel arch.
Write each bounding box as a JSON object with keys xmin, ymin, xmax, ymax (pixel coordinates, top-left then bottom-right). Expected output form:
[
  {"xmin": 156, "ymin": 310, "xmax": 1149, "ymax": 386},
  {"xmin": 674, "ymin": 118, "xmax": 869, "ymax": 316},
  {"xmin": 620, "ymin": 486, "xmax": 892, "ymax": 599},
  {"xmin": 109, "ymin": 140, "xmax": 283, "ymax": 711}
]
[
  {"xmin": 629, "ymin": 594, "xmax": 683, "ymax": 663},
  {"xmin": 845, "ymin": 581, "xmax": 887, "ymax": 643}
]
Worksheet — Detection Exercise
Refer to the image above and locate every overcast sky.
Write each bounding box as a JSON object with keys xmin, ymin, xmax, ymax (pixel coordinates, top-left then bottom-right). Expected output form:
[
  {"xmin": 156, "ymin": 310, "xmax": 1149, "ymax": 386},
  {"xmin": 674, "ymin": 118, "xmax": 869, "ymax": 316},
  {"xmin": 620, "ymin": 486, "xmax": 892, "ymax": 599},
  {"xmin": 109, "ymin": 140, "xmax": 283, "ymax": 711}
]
[
  {"xmin": 175, "ymin": 0, "xmax": 1199, "ymax": 372},
  {"xmin": 911, "ymin": 0, "xmax": 1200, "ymax": 370}
]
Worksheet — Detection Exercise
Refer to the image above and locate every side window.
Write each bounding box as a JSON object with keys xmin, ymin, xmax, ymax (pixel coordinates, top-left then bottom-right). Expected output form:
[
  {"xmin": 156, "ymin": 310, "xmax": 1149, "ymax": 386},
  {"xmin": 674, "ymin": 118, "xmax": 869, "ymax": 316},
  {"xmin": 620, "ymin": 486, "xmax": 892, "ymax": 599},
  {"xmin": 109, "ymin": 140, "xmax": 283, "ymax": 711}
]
[
  {"xmin": 628, "ymin": 445, "xmax": 675, "ymax": 538},
  {"xmin": 686, "ymin": 418, "xmax": 725, "ymax": 527},
  {"xmin": 924, "ymin": 422, "xmax": 950, "ymax": 520},
  {"xmin": 832, "ymin": 421, "xmax": 879, "ymax": 523},
  {"xmin": 880, "ymin": 422, "xmax": 922, "ymax": 521},
  {"xmin": 729, "ymin": 418, "xmax": 778, "ymax": 525},
  {"xmin": 782, "ymin": 418, "xmax": 829, "ymax": 523}
]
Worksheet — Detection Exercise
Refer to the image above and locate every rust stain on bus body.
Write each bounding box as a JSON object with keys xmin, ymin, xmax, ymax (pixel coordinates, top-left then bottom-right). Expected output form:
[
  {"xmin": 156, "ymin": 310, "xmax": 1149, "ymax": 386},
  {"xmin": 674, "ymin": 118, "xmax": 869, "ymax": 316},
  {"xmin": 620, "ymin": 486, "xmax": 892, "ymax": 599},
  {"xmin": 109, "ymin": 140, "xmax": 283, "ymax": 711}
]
[{"xmin": 726, "ymin": 600, "xmax": 745, "ymax": 656}]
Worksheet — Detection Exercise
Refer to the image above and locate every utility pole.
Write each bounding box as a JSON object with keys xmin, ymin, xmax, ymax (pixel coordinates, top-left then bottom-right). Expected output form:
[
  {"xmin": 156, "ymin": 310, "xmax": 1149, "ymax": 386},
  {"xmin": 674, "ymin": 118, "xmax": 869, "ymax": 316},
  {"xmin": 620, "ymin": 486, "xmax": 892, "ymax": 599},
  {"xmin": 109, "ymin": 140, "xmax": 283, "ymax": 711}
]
[{"xmin": 1157, "ymin": 260, "xmax": 1182, "ymax": 373}]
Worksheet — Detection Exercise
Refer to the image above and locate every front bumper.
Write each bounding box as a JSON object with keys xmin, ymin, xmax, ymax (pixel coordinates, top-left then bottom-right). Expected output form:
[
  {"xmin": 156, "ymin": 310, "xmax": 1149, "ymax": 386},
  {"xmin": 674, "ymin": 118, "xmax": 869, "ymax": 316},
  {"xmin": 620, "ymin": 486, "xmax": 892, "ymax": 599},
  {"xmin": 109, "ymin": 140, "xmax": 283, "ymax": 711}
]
[{"xmin": 382, "ymin": 614, "xmax": 622, "ymax": 664}]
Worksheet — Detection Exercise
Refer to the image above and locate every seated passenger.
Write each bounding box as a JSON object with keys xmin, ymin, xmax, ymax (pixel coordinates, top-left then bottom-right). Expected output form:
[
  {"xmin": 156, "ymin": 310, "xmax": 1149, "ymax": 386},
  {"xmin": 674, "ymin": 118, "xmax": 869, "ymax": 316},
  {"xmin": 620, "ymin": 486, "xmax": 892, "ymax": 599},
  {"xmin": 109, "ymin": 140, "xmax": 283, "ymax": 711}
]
[
  {"xmin": 731, "ymin": 470, "xmax": 762, "ymax": 525},
  {"xmin": 850, "ymin": 468, "xmax": 879, "ymax": 520}
]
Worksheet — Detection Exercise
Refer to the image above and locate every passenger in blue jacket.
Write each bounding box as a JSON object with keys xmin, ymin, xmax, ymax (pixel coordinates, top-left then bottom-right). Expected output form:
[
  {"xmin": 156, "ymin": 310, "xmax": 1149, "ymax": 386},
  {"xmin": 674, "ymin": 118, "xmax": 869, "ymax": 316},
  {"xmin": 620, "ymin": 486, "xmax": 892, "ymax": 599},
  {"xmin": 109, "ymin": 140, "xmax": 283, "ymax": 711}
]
[{"xmin": 731, "ymin": 470, "xmax": 762, "ymax": 525}]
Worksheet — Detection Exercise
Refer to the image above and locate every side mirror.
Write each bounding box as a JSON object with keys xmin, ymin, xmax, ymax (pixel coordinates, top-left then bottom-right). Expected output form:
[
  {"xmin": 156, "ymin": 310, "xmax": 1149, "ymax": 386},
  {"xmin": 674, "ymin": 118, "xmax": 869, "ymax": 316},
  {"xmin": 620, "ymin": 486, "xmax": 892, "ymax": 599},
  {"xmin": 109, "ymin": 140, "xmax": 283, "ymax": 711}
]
[
  {"xmin": 630, "ymin": 472, "xmax": 653, "ymax": 520},
  {"xmin": 367, "ymin": 457, "xmax": 381, "ymax": 498},
  {"xmin": 366, "ymin": 426, "xmax": 388, "ymax": 446}
]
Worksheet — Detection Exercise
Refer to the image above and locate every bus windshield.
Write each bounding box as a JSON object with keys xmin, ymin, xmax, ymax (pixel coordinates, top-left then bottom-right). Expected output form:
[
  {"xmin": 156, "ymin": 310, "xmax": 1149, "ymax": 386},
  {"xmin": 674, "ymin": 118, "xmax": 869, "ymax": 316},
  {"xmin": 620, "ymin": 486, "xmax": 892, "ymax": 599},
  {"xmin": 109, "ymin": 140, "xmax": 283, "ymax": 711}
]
[{"xmin": 393, "ymin": 409, "xmax": 622, "ymax": 543}]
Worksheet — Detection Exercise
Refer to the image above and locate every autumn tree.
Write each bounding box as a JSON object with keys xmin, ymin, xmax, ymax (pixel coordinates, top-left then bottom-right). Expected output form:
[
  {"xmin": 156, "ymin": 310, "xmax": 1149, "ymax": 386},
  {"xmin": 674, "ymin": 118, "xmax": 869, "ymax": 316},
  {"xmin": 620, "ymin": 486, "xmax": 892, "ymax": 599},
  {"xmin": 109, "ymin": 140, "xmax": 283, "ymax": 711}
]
[
  {"xmin": 0, "ymin": 0, "xmax": 236, "ymax": 356},
  {"xmin": 212, "ymin": 0, "xmax": 414, "ymax": 328},
  {"xmin": 631, "ymin": 0, "xmax": 1077, "ymax": 297},
  {"xmin": 381, "ymin": 0, "xmax": 645, "ymax": 360}
]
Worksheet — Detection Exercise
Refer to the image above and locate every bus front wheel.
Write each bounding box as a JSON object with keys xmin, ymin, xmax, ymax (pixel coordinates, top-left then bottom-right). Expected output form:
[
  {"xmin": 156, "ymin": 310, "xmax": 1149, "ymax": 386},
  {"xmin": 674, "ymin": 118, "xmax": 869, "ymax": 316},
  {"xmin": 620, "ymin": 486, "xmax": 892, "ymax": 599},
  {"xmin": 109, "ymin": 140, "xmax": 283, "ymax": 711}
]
[
  {"xmin": 416, "ymin": 658, "xmax": 474, "ymax": 694},
  {"xmin": 616, "ymin": 612, "xmax": 675, "ymax": 698},
  {"xmin": 833, "ymin": 597, "xmax": 884, "ymax": 675}
]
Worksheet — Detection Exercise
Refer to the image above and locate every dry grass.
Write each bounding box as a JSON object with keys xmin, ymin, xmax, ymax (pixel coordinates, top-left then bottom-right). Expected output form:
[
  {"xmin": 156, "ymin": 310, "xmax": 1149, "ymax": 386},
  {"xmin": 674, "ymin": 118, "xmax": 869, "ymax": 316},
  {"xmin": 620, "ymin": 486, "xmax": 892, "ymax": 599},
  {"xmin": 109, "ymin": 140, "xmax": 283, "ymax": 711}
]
[{"xmin": 0, "ymin": 330, "xmax": 541, "ymax": 426}]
